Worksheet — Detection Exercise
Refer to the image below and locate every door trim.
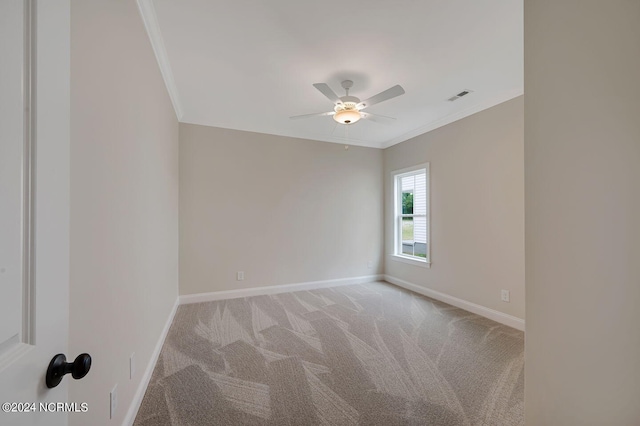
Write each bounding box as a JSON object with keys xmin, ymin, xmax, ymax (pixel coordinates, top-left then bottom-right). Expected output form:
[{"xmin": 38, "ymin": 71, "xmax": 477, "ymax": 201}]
[{"xmin": 22, "ymin": 0, "xmax": 36, "ymax": 347}]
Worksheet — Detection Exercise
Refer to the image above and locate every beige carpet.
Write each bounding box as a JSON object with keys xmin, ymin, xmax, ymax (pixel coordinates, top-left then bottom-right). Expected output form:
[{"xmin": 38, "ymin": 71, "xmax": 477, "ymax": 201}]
[{"xmin": 134, "ymin": 281, "xmax": 524, "ymax": 425}]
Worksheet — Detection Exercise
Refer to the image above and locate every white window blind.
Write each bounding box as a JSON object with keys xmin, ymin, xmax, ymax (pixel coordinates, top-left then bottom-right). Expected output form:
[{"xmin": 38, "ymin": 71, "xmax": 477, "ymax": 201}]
[{"xmin": 393, "ymin": 164, "xmax": 430, "ymax": 264}]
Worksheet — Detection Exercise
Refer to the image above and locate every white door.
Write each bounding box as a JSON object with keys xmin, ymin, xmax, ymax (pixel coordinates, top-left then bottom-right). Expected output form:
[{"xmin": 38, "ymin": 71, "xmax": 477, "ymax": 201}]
[{"xmin": 0, "ymin": 1, "xmax": 72, "ymax": 425}]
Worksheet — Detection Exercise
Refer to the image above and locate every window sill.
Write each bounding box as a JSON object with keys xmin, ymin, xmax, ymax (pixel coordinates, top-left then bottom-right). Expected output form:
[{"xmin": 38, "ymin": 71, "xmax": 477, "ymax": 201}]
[{"xmin": 390, "ymin": 254, "xmax": 431, "ymax": 268}]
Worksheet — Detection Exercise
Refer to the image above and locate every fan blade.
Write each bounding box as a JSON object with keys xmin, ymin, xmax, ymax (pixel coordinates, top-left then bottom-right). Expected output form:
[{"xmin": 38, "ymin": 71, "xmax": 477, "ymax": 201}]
[
  {"xmin": 313, "ymin": 83, "xmax": 342, "ymax": 104},
  {"xmin": 357, "ymin": 85, "xmax": 405, "ymax": 109},
  {"xmin": 289, "ymin": 111, "xmax": 334, "ymax": 120},
  {"xmin": 361, "ymin": 112, "xmax": 396, "ymax": 124}
]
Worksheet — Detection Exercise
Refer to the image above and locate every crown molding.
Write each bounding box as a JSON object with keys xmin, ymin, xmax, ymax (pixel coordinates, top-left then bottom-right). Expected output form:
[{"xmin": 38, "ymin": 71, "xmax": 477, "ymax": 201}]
[
  {"xmin": 136, "ymin": 0, "xmax": 184, "ymax": 120},
  {"xmin": 380, "ymin": 88, "xmax": 524, "ymax": 149}
]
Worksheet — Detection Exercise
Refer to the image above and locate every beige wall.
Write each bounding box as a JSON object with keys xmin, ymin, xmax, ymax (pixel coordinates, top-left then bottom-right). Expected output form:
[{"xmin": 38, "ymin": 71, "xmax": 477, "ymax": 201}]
[
  {"xmin": 179, "ymin": 123, "xmax": 383, "ymax": 295},
  {"xmin": 69, "ymin": 1, "xmax": 179, "ymax": 425},
  {"xmin": 524, "ymin": 1, "xmax": 640, "ymax": 424},
  {"xmin": 384, "ymin": 96, "xmax": 525, "ymax": 320}
]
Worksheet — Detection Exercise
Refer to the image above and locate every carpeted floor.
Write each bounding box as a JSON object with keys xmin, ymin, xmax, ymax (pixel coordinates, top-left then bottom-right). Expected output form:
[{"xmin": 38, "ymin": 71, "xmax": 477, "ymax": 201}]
[{"xmin": 134, "ymin": 281, "xmax": 524, "ymax": 425}]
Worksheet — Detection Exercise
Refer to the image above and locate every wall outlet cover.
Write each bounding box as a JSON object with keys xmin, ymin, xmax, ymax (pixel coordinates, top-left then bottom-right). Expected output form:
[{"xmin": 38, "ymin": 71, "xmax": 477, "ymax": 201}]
[{"xmin": 130, "ymin": 353, "xmax": 136, "ymax": 379}]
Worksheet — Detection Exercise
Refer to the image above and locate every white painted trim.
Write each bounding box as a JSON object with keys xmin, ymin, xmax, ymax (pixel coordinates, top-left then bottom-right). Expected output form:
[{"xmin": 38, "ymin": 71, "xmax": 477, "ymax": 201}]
[
  {"xmin": 179, "ymin": 275, "xmax": 384, "ymax": 305},
  {"xmin": 23, "ymin": 0, "xmax": 36, "ymax": 346},
  {"xmin": 0, "ymin": 342, "xmax": 34, "ymax": 374},
  {"xmin": 390, "ymin": 254, "xmax": 431, "ymax": 268},
  {"xmin": 383, "ymin": 275, "xmax": 525, "ymax": 331},
  {"xmin": 381, "ymin": 88, "xmax": 524, "ymax": 149},
  {"xmin": 122, "ymin": 298, "xmax": 179, "ymax": 426},
  {"xmin": 176, "ymin": 119, "xmax": 384, "ymax": 149},
  {"xmin": 392, "ymin": 163, "xmax": 431, "ymax": 263},
  {"xmin": 163, "ymin": 89, "xmax": 521, "ymax": 150},
  {"xmin": 136, "ymin": 0, "xmax": 184, "ymax": 120}
]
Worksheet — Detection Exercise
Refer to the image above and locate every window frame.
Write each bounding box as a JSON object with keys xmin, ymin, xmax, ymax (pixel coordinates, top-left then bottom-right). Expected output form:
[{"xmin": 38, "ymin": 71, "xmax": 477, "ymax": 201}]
[{"xmin": 391, "ymin": 163, "xmax": 430, "ymax": 267}]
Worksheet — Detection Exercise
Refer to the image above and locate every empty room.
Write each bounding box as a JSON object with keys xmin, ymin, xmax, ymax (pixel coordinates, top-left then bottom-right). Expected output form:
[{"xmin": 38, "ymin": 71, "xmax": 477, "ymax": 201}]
[{"xmin": 1, "ymin": 1, "xmax": 638, "ymax": 426}]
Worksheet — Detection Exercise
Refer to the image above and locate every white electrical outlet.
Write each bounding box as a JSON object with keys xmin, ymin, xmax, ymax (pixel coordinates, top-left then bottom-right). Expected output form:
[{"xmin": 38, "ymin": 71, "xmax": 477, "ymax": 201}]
[
  {"xmin": 110, "ymin": 384, "xmax": 118, "ymax": 419},
  {"xmin": 367, "ymin": 260, "xmax": 373, "ymax": 268},
  {"xmin": 130, "ymin": 353, "xmax": 136, "ymax": 379},
  {"xmin": 237, "ymin": 271, "xmax": 244, "ymax": 281},
  {"xmin": 501, "ymin": 289, "xmax": 510, "ymax": 302}
]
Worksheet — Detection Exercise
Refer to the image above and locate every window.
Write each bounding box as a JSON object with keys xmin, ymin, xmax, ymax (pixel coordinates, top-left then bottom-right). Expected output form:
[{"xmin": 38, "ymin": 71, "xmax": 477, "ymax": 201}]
[{"xmin": 393, "ymin": 164, "xmax": 430, "ymax": 265}]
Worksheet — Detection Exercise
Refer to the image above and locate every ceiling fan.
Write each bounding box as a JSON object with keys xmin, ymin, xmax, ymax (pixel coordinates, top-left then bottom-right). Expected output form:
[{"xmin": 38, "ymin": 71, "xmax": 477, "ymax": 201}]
[{"xmin": 290, "ymin": 80, "xmax": 405, "ymax": 125}]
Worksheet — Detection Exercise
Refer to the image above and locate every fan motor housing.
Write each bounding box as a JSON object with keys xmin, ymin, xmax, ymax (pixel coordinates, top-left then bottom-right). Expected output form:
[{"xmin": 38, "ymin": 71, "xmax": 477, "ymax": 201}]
[{"xmin": 339, "ymin": 95, "xmax": 360, "ymax": 104}]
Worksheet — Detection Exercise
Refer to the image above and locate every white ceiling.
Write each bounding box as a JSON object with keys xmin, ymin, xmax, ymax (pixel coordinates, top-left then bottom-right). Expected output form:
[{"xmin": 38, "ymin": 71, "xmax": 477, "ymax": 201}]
[{"xmin": 140, "ymin": 0, "xmax": 523, "ymax": 149}]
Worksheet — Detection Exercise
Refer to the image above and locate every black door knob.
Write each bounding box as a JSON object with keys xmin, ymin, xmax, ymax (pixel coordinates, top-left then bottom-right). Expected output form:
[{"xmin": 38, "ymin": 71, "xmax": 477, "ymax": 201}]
[{"xmin": 46, "ymin": 353, "xmax": 91, "ymax": 388}]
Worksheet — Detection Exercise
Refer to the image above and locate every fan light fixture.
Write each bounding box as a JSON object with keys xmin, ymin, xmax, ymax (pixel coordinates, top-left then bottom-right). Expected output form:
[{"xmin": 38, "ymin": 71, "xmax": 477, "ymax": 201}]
[
  {"xmin": 290, "ymin": 80, "xmax": 405, "ymax": 126},
  {"xmin": 333, "ymin": 108, "xmax": 361, "ymax": 125}
]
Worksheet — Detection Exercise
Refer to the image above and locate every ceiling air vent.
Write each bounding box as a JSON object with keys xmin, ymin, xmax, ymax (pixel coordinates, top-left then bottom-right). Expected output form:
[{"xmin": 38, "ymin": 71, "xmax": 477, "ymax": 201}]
[{"xmin": 448, "ymin": 89, "xmax": 473, "ymax": 102}]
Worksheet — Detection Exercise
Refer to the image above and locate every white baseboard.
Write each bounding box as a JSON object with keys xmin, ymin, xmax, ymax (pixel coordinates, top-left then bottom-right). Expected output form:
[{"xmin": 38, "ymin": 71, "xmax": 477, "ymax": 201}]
[
  {"xmin": 179, "ymin": 274, "xmax": 384, "ymax": 305},
  {"xmin": 122, "ymin": 297, "xmax": 179, "ymax": 426},
  {"xmin": 121, "ymin": 272, "xmax": 521, "ymax": 426},
  {"xmin": 384, "ymin": 275, "xmax": 525, "ymax": 331}
]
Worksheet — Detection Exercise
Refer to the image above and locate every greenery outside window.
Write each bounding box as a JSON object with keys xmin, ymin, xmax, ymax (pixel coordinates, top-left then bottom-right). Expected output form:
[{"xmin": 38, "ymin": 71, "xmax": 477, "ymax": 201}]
[{"xmin": 393, "ymin": 164, "xmax": 430, "ymax": 265}]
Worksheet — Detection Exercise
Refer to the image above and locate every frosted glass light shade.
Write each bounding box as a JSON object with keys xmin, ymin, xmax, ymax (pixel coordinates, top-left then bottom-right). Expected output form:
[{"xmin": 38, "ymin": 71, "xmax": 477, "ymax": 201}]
[{"xmin": 333, "ymin": 109, "xmax": 361, "ymax": 124}]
